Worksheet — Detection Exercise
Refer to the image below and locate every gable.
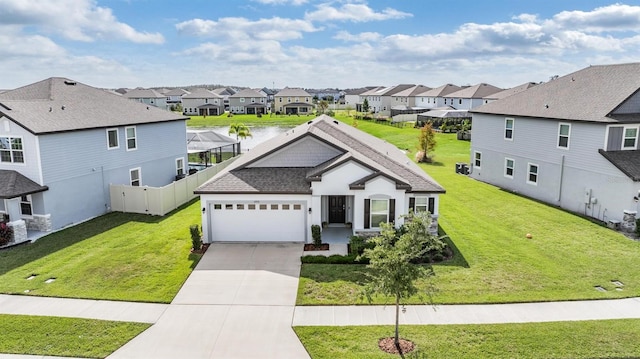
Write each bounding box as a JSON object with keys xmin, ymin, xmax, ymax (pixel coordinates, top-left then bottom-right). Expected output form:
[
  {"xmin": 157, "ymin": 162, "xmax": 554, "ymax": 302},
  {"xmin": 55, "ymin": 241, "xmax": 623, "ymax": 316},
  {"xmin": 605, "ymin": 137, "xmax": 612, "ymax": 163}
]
[
  {"xmin": 612, "ymin": 89, "xmax": 640, "ymax": 115},
  {"xmin": 249, "ymin": 135, "xmax": 344, "ymax": 168},
  {"xmin": 311, "ymin": 160, "xmax": 374, "ymax": 194}
]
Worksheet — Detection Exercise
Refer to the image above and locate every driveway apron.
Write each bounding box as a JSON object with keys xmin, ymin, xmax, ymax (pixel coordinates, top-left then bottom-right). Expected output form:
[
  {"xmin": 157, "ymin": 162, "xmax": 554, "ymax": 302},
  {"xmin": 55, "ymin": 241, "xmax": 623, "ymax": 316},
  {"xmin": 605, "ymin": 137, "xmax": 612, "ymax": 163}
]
[{"xmin": 108, "ymin": 243, "xmax": 310, "ymax": 359}]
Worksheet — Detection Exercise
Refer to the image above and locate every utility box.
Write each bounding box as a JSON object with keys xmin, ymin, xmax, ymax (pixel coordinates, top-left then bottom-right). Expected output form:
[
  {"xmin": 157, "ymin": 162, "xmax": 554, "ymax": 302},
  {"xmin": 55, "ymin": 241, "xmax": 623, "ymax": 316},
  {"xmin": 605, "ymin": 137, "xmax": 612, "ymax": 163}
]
[{"xmin": 608, "ymin": 220, "xmax": 621, "ymax": 230}]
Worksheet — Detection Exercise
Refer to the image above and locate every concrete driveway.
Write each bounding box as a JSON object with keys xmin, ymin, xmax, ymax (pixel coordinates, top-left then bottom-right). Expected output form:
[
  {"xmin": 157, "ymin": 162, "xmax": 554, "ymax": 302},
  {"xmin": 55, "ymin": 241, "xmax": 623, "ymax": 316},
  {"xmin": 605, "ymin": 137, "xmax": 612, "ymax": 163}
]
[{"xmin": 109, "ymin": 243, "xmax": 310, "ymax": 359}]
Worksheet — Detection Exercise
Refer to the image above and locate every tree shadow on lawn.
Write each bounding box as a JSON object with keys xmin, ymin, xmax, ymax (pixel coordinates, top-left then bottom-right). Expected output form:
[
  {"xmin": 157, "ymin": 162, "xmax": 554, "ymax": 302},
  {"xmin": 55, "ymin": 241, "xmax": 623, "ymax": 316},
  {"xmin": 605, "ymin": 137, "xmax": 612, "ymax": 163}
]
[
  {"xmin": 436, "ymin": 227, "xmax": 470, "ymax": 269},
  {"xmin": 0, "ymin": 199, "xmax": 199, "ymax": 276}
]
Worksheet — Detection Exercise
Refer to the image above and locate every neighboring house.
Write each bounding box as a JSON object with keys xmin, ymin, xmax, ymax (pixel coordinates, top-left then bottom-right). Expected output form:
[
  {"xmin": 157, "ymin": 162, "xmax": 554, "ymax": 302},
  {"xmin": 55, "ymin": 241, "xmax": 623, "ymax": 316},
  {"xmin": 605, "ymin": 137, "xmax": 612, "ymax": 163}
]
[
  {"xmin": 470, "ymin": 62, "xmax": 640, "ymax": 224},
  {"xmin": 212, "ymin": 87, "xmax": 236, "ymax": 111},
  {"xmin": 444, "ymin": 83, "xmax": 503, "ymax": 110},
  {"xmin": 361, "ymin": 84, "xmax": 416, "ymax": 116},
  {"xmin": 390, "ymin": 85, "xmax": 432, "ymax": 116},
  {"xmin": 195, "ymin": 115, "xmax": 445, "ymax": 243},
  {"xmin": 261, "ymin": 87, "xmax": 276, "ymax": 111},
  {"xmin": 483, "ymin": 82, "xmax": 539, "ymax": 103},
  {"xmin": 0, "ymin": 77, "xmax": 188, "ymax": 233},
  {"xmin": 415, "ymin": 84, "xmax": 462, "ymax": 109},
  {"xmin": 182, "ymin": 88, "xmax": 224, "ymax": 116},
  {"xmin": 165, "ymin": 88, "xmax": 190, "ymax": 105},
  {"xmin": 344, "ymin": 87, "xmax": 375, "ymax": 111},
  {"xmin": 123, "ymin": 88, "xmax": 169, "ymax": 110},
  {"xmin": 274, "ymin": 88, "xmax": 313, "ymax": 115},
  {"xmin": 228, "ymin": 89, "xmax": 267, "ymax": 114}
]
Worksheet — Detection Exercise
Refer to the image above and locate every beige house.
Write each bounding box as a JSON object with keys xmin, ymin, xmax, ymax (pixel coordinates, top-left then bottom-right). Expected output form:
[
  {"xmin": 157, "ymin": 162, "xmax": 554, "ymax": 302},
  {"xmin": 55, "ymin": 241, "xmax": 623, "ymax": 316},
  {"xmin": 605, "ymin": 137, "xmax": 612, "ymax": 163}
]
[{"xmin": 274, "ymin": 88, "xmax": 313, "ymax": 115}]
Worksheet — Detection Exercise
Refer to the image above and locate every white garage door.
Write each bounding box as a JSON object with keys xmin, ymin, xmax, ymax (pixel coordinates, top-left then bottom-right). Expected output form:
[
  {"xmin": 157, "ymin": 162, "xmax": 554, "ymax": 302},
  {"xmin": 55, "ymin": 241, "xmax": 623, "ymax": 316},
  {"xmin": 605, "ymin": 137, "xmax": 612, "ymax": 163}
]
[{"xmin": 209, "ymin": 202, "xmax": 306, "ymax": 242}]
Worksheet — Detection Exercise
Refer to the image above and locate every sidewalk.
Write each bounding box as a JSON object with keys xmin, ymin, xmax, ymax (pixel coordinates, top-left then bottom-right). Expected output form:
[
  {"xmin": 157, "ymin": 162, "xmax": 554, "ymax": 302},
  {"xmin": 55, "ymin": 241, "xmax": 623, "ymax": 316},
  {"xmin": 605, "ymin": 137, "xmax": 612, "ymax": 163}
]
[{"xmin": 293, "ymin": 297, "xmax": 640, "ymax": 326}]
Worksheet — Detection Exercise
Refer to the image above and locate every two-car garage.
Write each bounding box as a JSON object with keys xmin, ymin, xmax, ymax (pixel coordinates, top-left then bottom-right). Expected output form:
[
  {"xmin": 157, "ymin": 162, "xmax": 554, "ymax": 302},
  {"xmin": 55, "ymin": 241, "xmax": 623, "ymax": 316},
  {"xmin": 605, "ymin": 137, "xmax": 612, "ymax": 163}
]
[{"xmin": 207, "ymin": 201, "xmax": 307, "ymax": 242}]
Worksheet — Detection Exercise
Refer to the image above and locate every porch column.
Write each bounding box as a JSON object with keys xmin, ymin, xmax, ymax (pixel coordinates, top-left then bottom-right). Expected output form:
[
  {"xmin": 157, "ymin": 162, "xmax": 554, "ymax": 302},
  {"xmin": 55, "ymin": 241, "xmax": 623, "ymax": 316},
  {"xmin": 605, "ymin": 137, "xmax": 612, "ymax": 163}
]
[{"xmin": 5, "ymin": 197, "xmax": 21, "ymax": 223}]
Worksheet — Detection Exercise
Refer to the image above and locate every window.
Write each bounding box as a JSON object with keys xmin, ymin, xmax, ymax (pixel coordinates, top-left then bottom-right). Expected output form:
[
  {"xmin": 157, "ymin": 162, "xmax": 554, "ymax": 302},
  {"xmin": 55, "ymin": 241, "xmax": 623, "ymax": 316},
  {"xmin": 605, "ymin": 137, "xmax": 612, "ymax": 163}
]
[
  {"xmin": 282, "ymin": 204, "xmax": 290, "ymax": 210},
  {"xmin": 259, "ymin": 204, "xmax": 267, "ymax": 210},
  {"xmin": 623, "ymin": 127, "xmax": 638, "ymax": 149},
  {"xmin": 176, "ymin": 158, "xmax": 184, "ymax": 176},
  {"xmin": 107, "ymin": 128, "xmax": 119, "ymax": 149},
  {"xmin": 271, "ymin": 204, "xmax": 278, "ymax": 210},
  {"xmin": 279, "ymin": 97, "xmax": 282, "ymax": 103},
  {"xmin": 237, "ymin": 204, "xmax": 244, "ymax": 210},
  {"xmin": 527, "ymin": 163, "xmax": 539, "ymax": 185},
  {"xmin": 20, "ymin": 195, "xmax": 32, "ymax": 216},
  {"xmin": 558, "ymin": 123, "xmax": 570, "ymax": 148},
  {"xmin": 214, "ymin": 204, "xmax": 222, "ymax": 210},
  {"xmin": 504, "ymin": 158, "xmax": 514, "ymax": 178},
  {"xmin": 126, "ymin": 126, "xmax": 137, "ymax": 151},
  {"xmin": 225, "ymin": 204, "xmax": 233, "ymax": 210},
  {"xmin": 251, "ymin": 98, "xmax": 255, "ymax": 103},
  {"xmin": 248, "ymin": 204, "xmax": 256, "ymax": 210},
  {"xmin": 474, "ymin": 151, "xmax": 482, "ymax": 168},
  {"xmin": 130, "ymin": 168, "xmax": 141, "ymax": 186},
  {"xmin": 293, "ymin": 204, "xmax": 302, "ymax": 210},
  {"xmin": 0, "ymin": 137, "xmax": 24, "ymax": 163},
  {"xmin": 240, "ymin": 98, "xmax": 245, "ymax": 103},
  {"xmin": 505, "ymin": 118, "xmax": 514, "ymax": 140},
  {"xmin": 370, "ymin": 199, "xmax": 388, "ymax": 228},
  {"xmin": 415, "ymin": 197, "xmax": 428, "ymax": 212},
  {"xmin": 458, "ymin": 99, "xmax": 462, "ymax": 105}
]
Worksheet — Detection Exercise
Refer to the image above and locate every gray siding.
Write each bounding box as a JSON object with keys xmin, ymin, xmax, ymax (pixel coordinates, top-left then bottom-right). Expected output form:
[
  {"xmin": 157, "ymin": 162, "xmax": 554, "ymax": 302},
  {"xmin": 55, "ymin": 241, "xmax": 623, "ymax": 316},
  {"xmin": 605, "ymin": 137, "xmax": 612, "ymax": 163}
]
[
  {"xmin": 470, "ymin": 113, "xmax": 639, "ymax": 222},
  {"xmin": 38, "ymin": 120, "xmax": 187, "ymax": 229},
  {"xmin": 613, "ymin": 91, "xmax": 640, "ymax": 114},
  {"xmin": 0, "ymin": 117, "xmax": 43, "ymax": 184}
]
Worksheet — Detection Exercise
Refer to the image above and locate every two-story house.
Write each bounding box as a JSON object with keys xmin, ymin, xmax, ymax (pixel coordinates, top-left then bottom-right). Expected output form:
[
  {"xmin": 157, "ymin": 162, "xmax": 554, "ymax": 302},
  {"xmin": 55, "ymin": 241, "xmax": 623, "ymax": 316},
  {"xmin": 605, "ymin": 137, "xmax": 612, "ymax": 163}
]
[
  {"xmin": 0, "ymin": 77, "xmax": 188, "ymax": 236},
  {"xmin": 360, "ymin": 85, "xmax": 416, "ymax": 116},
  {"xmin": 182, "ymin": 88, "xmax": 224, "ymax": 116},
  {"xmin": 274, "ymin": 88, "xmax": 313, "ymax": 115},
  {"xmin": 390, "ymin": 85, "xmax": 431, "ymax": 116},
  {"xmin": 165, "ymin": 88, "xmax": 190, "ymax": 105},
  {"xmin": 414, "ymin": 84, "xmax": 462, "ymax": 109},
  {"xmin": 483, "ymin": 82, "xmax": 538, "ymax": 104},
  {"xmin": 470, "ymin": 63, "xmax": 640, "ymax": 224},
  {"xmin": 444, "ymin": 83, "xmax": 502, "ymax": 110},
  {"xmin": 123, "ymin": 88, "xmax": 169, "ymax": 111},
  {"xmin": 228, "ymin": 89, "xmax": 267, "ymax": 114}
]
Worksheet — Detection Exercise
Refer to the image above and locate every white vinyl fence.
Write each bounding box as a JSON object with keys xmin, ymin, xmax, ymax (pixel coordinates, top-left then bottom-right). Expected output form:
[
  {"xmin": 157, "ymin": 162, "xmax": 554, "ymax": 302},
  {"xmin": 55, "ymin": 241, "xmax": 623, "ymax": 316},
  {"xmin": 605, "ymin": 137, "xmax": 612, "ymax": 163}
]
[{"xmin": 110, "ymin": 158, "xmax": 237, "ymax": 216}]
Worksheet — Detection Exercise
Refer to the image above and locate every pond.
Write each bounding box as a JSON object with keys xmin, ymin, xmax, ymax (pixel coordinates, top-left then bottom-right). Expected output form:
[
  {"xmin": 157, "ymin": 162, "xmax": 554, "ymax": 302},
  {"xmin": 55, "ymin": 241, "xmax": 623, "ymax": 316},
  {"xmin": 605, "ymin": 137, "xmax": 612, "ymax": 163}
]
[{"xmin": 191, "ymin": 126, "xmax": 291, "ymax": 152}]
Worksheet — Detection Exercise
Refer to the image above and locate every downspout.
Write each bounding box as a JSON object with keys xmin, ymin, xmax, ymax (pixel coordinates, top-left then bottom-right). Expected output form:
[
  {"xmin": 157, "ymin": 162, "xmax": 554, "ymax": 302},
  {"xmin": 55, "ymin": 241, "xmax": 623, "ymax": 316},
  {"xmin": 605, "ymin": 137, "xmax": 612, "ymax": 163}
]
[{"xmin": 557, "ymin": 155, "xmax": 565, "ymax": 202}]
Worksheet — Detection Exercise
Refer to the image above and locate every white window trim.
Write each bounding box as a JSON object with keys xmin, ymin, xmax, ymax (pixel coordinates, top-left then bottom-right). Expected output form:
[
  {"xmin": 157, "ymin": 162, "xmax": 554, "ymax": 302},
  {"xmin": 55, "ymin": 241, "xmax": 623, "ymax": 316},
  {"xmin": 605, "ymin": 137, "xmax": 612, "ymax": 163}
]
[
  {"xmin": 20, "ymin": 194, "xmax": 33, "ymax": 218},
  {"xmin": 0, "ymin": 135, "xmax": 26, "ymax": 165},
  {"xmin": 474, "ymin": 151, "xmax": 482, "ymax": 169},
  {"xmin": 125, "ymin": 126, "xmax": 137, "ymax": 151},
  {"xmin": 106, "ymin": 128, "xmax": 119, "ymax": 150},
  {"xmin": 414, "ymin": 197, "xmax": 429, "ymax": 213},
  {"xmin": 504, "ymin": 118, "xmax": 514, "ymax": 141},
  {"xmin": 527, "ymin": 162, "xmax": 539, "ymax": 185},
  {"xmin": 557, "ymin": 123, "xmax": 571, "ymax": 149},
  {"xmin": 130, "ymin": 167, "xmax": 141, "ymax": 186},
  {"xmin": 370, "ymin": 198, "xmax": 389, "ymax": 229},
  {"xmin": 176, "ymin": 157, "xmax": 185, "ymax": 176},
  {"xmin": 622, "ymin": 126, "xmax": 638, "ymax": 150},
  {"xmin": 504, "ymin": 157, "xmax": 515, "ymax": 179}
]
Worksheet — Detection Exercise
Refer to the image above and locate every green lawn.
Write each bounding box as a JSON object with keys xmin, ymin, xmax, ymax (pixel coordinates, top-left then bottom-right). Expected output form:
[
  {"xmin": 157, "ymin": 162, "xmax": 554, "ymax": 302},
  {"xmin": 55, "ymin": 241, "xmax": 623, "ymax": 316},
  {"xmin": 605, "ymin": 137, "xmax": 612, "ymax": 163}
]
[
  {"xmin": 0, "ymin": 314, "xmax": 149, "ymax": 358},
  {"xmin": 0, "ymin": 200, "xmax": 202, "ymax": 303},
  {"xmin": 298, "ymin": 119, "xmax": 640, "ymax": 305},
  {"xmin": 186, "ymin": 113, "xmax": 313, "ymax": 127},
  {"xmin": 295, "ymin": 319, "xmax": 640, "ymax": 359}
]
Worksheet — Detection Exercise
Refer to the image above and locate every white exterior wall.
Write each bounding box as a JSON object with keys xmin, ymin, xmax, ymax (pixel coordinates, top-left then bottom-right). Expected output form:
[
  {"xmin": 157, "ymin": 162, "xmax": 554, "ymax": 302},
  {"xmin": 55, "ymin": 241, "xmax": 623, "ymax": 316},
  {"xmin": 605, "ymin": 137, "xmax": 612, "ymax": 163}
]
[{"xmin": 345, "ymin": 94, "xmax": 361, "ymax": 108}]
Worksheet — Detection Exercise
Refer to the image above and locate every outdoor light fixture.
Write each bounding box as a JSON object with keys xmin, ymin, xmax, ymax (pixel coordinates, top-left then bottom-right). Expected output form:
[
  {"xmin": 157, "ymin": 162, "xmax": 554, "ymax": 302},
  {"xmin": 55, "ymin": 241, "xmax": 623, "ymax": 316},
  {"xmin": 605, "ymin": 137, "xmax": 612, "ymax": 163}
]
[
  {"xmin": 308, "ymin": 208, "xmax": 312, "ymax": 213},
  {"xmin": 202, "ymin": 207, "xmax": 206, "ymax": 213}
]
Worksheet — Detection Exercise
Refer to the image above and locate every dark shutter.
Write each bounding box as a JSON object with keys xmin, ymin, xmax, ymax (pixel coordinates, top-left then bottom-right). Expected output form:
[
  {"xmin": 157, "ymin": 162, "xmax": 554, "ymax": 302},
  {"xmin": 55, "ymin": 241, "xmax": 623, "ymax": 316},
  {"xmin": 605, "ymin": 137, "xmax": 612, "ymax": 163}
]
[
  {"xmin": 364, "ymin": 199, "xmax": 370, "ymax": 229},
  {"xmin": 428, "ymin": 197, "xmax": 435, "ymax": 214},
  {"xmin": 409, "ymin": 197, "xmax": 415, "ymax": 212},
  {"xmin": 389, "ymin": 199, "xmax": 395, "ymax": 224}
]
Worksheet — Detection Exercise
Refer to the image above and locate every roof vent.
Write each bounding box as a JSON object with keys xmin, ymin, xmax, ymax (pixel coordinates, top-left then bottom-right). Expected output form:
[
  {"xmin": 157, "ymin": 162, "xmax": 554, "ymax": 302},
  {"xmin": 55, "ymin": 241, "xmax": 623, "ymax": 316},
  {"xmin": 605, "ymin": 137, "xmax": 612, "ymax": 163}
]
[
  {"xmin": 64, "ymin": 80, "xmax": 76, "ymax": 86},
  {"xmin": 61, "ymin": 105, "xmax": 65, "ymax": 110},
  {"xmin": 544, "ymin": 104, "xmax": 549, "ymax": 109},
  {"xmin": 333, "ymin": 120, "xmax": 338, "ymax": 125},
  {"xmin": 307, "ymin": 121, "xmax": 313, "ymax": 125}
]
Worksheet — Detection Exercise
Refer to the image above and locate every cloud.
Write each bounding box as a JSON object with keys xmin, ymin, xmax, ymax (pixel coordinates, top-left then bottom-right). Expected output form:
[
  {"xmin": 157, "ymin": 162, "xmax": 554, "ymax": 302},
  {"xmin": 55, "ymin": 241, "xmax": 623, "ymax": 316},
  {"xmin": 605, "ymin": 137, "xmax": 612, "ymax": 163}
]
[
  {"xmin": 176, "ymin": 17, "xmax": 319, "ymax": 41},
  {"xmin": 0, "ymin": 0, "xmax": 164, "ymax": 43},
  {"xmin": 552, "ymin": 3, "xmax": 640, "ymax": 32},
  {"xmin": 305, "ymin": 2, "xmax": 412, "ymax": 23},
  {"xmin": 252, "ymin": 0, "xmax": 308, "ymax": 5},
  {"xmin": 333, "ymin": 31, "xmax": 382, "ymax": 42}
]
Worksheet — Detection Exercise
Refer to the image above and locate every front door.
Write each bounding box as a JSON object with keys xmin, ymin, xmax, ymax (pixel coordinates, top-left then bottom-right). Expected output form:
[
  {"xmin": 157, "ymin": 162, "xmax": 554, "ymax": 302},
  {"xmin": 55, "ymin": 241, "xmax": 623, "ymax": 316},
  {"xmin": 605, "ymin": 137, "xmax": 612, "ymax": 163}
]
[{"xmin": 328, "ymin": 196, "xmax": 345, "ymax": 223}]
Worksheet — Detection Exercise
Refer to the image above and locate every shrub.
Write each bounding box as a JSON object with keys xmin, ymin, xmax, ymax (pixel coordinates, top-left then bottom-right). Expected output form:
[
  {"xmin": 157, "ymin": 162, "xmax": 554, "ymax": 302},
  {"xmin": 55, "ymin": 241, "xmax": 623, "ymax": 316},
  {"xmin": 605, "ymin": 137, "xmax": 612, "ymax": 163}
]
[
  {"xmin": 0, "ymin": 222, "xmax": 13, "ymax": 246},
  {"xmin": 348, "ymin": 235, "xmax": 374, "ymax": 256},
  {"xmin": 636, "ymin": 218, "xmax": 640, "ymax": 237},
  {"xmin": 301, "ymin": 254, "xmax": 369, "ymax": 264},
  {"xmin": 311, "ymin": 224, "xmax": 322, "ymax": 248},
  {"xmin": 190, "ymin": 224, "xmax": 202, "ymax": 251}
]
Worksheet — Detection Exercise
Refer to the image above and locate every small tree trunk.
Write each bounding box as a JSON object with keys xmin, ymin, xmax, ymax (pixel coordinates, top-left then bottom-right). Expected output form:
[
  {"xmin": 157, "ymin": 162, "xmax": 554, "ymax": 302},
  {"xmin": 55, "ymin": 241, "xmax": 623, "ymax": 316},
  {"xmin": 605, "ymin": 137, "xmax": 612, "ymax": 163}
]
[{"xmin": 395, "ymin": 294, "xmax": 401, "ymax": 352}]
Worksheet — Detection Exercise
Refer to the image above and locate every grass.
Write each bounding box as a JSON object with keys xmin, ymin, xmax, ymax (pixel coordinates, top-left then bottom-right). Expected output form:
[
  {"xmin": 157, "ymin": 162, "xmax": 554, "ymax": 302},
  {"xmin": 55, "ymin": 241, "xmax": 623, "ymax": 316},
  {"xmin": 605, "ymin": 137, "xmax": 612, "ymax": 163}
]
[
  {"xmin": 0, "ymin": 314, "xmax": 149, "ymax": 358},
  {"xmin": 185, "ymin": 113, "xmax": 314, "ymax": 127},
  {"xmin": 0, "ymin": 200, "xmax": 203, "ymax": 303},
  {"xmin": 294, "ymin": 319, "xmax": 640, "ymax": 359},
  {"xmin": 298, "ymin": 117, "xmax": 640, "ymax": 305}
]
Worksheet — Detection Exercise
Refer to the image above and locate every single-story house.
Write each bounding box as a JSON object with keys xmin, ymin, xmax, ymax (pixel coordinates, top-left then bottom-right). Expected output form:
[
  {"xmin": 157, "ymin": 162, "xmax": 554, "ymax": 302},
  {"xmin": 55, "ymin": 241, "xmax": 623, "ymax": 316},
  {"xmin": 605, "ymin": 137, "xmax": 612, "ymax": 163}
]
[{"xmin": 195, "ymin": 115, "xmax": 445, "ymax": 243}]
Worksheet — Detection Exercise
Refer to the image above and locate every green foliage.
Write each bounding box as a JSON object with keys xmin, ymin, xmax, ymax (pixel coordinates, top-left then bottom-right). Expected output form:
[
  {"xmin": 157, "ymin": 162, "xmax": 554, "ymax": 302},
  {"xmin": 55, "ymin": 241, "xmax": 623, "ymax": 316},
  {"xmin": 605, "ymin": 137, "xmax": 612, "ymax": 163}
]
[
  {"xmin": 636, "ymin": 218, "xmax": 640, "ymax": 237},
  {"xmin": 301, "ymin": 254, "xmax": 369, "ymax": 264},
  {"xmin": 0, "ymin": 222, "xmax": 13, "ymax": 246},
  {"xmin": 228, "ymin": 123, "xmax": 252, "ymax": 140},
  {"xmin": 417, "ymin": 123, "xmax": 437, "ymax": 163},
  {"xmin": 317, "ymin": 100, "xmax": 329, "ymax": 114},
  {"xmin": 348, "ymin": 235, "xmax": 374, "ymax": 256},
  {"xmin": 190, "ymin": 224, "xmax": 202, "ymax": 251},
  {"xmin": 362, "ymin": 98, "xmax": 370, "ymax": 113},
  {"xmin": 311, "ymin": 224, "xmax": 322, "ymax": 248}
]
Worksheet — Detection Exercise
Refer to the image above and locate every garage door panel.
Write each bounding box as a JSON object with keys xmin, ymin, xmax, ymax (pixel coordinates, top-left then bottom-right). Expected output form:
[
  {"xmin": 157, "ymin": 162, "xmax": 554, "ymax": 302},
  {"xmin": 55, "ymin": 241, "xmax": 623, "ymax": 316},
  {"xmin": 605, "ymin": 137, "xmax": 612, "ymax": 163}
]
[{"xmin": 210, "ymin": 202, "xmax": 305, "ymax": 242}]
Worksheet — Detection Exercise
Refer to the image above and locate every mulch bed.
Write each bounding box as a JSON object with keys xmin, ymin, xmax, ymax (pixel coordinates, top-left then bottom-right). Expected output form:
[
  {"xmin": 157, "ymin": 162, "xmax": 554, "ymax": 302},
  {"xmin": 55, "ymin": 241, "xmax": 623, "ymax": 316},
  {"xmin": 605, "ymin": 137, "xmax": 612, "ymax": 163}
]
[
  {"xmin": 303, "ymin": 243, "xmax": 330, "ymax": 251},
  {"xmin": 378, "ymin": 337, "xmax": 415, "ymax": 355},
  {"xmin": 191, "ymin": 243, "xmax": 210, "ymax": 255}
]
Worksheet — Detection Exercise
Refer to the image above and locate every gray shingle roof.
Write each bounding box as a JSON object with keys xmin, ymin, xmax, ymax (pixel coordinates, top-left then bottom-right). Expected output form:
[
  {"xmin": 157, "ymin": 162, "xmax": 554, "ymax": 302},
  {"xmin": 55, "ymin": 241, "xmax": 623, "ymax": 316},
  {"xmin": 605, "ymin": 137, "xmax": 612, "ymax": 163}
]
[
  {"xmin": 0, "ymin": 170, "xmax": 48, "ymax": 199},
  {"xmin": 165, "ymin": 88, "xmax": 190, "ymax": 96},
  {"xmin": 229, "ymin": 89, "xmax": 267, "ymax": 98},
  {"xmin": 275, "ymin": 88, "xmax": 312, "ymax": 97},
  {"xmin": 472, "ymin": 63, "xmax": 640, "ymax": 123},
  {"xmin": 0, "ymin": 77, "xmax": 187, "ymax": 134},
  {"xmin": 391, "ymin": 85, "xmax": 431, "ymax": 97},
  {"xmin": 599, "ymin": 149, "xmax": 640, "ymax": 181},
  {"xmin": 196, "ymin": 115, "xmax": 445, "ymax": 194},
  {"xmin": 123, "ymin": 88, "xmax": 165, "ymax": 99},
  {"xmin": 182, "ymin": 88, "xmax": 222, "ymax": 99},
  {"xmin": 415, "ymin": 84, "xmax": 462, "ymax": 97},
  {"xmin": 202, "ymin": 168, "xmax": 312, "ymax": 194},
  {"xmin": 483, "ymin": 82, "xmax": 538, "ymax": 100},
  {"xmin": 444, "ymin": 83, "xmax": 502, "ymax": 99}
]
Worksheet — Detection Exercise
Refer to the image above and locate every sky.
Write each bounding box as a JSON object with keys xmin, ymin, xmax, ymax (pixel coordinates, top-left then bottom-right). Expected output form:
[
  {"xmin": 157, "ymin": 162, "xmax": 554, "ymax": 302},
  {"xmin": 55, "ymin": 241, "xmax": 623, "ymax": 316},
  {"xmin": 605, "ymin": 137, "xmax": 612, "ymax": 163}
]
[{"xmin": 1, "ymin": 0, "xmax": 640, "ymax": 90}]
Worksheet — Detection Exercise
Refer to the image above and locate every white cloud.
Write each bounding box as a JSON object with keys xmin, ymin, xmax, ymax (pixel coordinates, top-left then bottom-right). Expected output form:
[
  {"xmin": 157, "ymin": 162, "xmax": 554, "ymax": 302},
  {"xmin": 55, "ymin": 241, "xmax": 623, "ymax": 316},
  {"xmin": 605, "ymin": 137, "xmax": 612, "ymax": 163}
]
[
  {"xmin": 176, "ymin": 17, "xmax": 319, "ymax": 41},
  {"xmin": 0, "ymin": 0, "xmax": 164, "ymax": 44},
  {"xmin": 252, "ymin": 0, "xmax": 308, "ymax": 5},
  {"xmin": 305, "ymin": 2, "xmax": 412, "ymax": 23},
  {"xmin": 333, "ymin": 31, "xmax": 382, "ymax": 42},
  {"xmin": 552, "ymin": 3, "xmax": 640, "ymax": 32}
]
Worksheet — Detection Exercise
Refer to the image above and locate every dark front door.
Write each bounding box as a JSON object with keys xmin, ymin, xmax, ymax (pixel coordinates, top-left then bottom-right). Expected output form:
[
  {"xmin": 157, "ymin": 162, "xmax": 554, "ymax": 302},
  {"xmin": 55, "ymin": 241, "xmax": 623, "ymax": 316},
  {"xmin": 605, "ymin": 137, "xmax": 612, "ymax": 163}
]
[{"xmin": 328, "ymin": 196, "xmax": 346, "ymax": 223}]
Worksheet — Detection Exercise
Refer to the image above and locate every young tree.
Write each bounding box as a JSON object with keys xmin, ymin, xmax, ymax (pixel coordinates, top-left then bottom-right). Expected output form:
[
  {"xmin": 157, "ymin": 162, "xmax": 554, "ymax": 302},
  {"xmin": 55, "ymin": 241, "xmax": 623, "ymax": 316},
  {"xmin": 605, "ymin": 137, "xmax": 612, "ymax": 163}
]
[
  {"xmin": 228, "ymin": 123, "xmax": 253, "ymax": 140},
  {"xmin": 416, "ymin": 123, "xmax": 437, "ymax": 163},
  {"xmin": 360, "ymin": 212, "xmax": 442, "ymax": 354},
  {"xmin": 362, "ymin": 98, "xmax": 370, "ymax": 113},
  {"xmin": 318, "ymin": 100, "xmax": 329, "ymax": 114},
  {"xmin": 345, "ymin": 105, "xmax": 354, "ymax": 117}
]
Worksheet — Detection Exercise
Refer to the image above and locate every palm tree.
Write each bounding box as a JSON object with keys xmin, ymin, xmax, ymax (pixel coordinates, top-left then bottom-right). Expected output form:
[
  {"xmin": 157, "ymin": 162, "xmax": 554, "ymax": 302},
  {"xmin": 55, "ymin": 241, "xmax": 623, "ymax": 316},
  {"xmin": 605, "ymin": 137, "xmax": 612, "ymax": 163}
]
[{"xmin": 228, "ymin": 123, "xmax": 253, "ymax": 141}]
